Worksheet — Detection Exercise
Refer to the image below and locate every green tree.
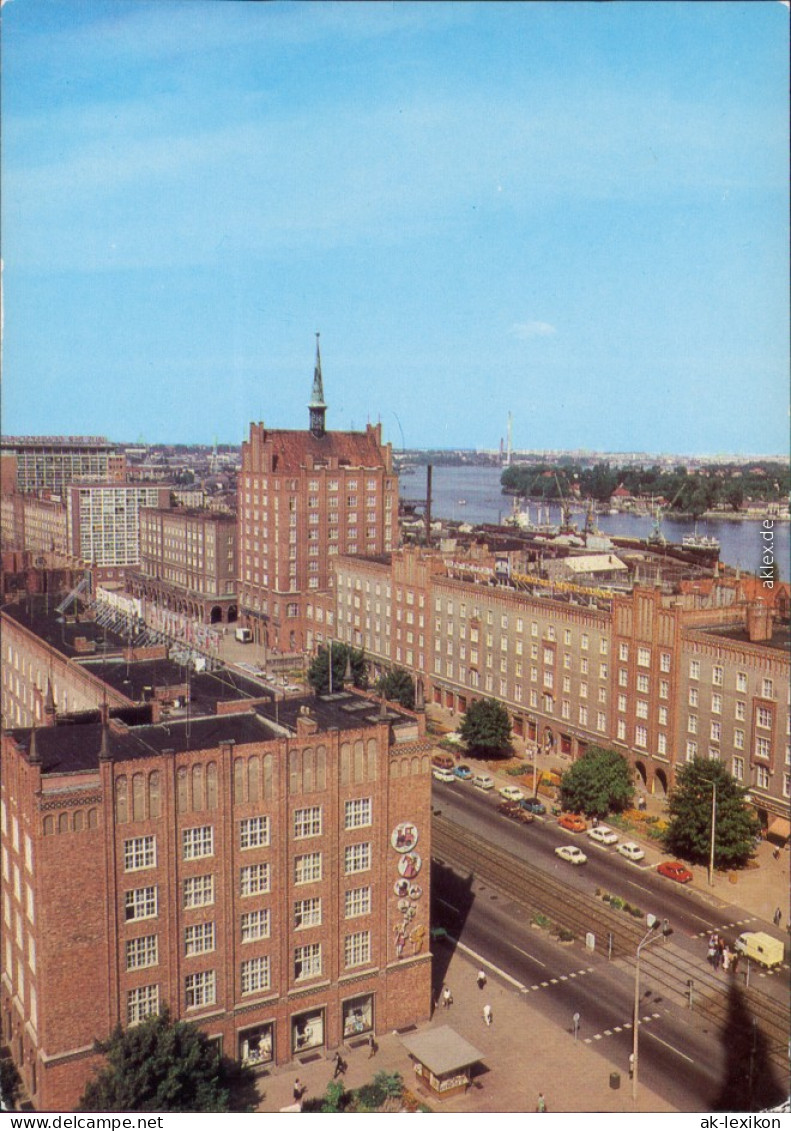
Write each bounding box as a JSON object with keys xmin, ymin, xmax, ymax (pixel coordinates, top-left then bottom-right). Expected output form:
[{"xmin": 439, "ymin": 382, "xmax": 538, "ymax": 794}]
[
  {"xmin": 664, "ymin": 758, "xmax": 760, "ymax": 869},
  {"xmin": 376, "ymin": 667, "xmax": 415, "ymax": 710},
  {"xmin": 307, "ymin": 643, "xmax": 368, "ymax": 695},
  {"xmin": 558, "ymin": 746, "xmax": 634, "ymax": 817},
  {"xmin": 459, "ymin": 698, "xmax": 512, "ymax": 758},
  {"xmin": 78, "ymin": 1009, "xmax": 247, "ymax": 1112}
]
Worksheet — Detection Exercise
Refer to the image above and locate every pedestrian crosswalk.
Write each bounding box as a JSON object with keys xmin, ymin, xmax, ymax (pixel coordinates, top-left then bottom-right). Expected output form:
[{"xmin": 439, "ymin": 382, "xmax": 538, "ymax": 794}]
[
  {"xmin": 692, "ymin": 918, "xmax": 756, "ymax": 938},
  {"xmin": 528, "ymin": 967, "xmax": 595, "ymax": 992},
  {"xmin": 583, "ymin": 1012, "xmax": 662, "ymax": 1043}
]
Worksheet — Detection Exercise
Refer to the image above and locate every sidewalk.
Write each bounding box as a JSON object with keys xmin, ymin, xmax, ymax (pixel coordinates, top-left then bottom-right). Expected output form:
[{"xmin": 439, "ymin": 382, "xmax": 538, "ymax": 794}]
[{"xmin": 255, "ymin": 944, "xmax": 676, "ymax": 1113}]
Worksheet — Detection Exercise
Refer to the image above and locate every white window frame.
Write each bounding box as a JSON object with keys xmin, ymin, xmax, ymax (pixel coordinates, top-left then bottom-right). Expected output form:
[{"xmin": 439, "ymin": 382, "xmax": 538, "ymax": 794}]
[{"xmin": 183, "ymin": 825, "xmax": 214, "ymax": 860}]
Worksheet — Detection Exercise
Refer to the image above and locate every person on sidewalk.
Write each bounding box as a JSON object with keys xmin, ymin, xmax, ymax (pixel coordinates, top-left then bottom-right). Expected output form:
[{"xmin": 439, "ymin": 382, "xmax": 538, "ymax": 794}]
[
  {"xmin": 293, "ymin": 1079, "xmax": 303, "ymax": 1106},
  {"xmin": 536, "ymin": 1093, "xmax": 547, "ymax": 1112},
  {"xmin": 442, "ymin": 985, "xmax": 453, "ymax": 1009},
  {"xmin": 367, "ymin": 1033, "xmax": 378, "ymax": 1059},
  {"xmin": 476, "ymin": 969, "xmax": 487, "ymax": 990},
  {"xmin": 333, "ymin": 1051, "xmax": 347, "ymax": 1079},
  {"xmin": 773, "ymin": 907, "xmax": 782, "ymax": 927},
  {"xmin": 483, "ymin": 1003, "xmax": 493, "ymax": 1026}
]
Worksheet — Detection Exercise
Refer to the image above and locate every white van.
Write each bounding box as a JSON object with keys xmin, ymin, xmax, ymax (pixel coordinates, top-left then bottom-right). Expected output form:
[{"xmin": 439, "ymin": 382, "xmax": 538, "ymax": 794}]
[
  {"xmin": 472, "ymin": 773, "xmax": 495, "ymax": 792},
  {"xmin": 235, "ymin": 627, "xmax": 253, "ymax": 643},
  {"xmin": 734, "ymin": 931, "xmax": 784, "ymax": 969}
]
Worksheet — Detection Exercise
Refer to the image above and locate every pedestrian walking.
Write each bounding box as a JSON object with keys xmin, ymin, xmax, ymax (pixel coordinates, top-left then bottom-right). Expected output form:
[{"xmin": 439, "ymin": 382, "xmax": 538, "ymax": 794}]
[
  {"xmin": 706, "ymin": 942, "xmax": 717, "ymax": 968},
  {"xmin": 367, "ymin": 1032, "xmax": 377, "ymax": 1058},
  {"xmin": 773, "ymin": 907, "xmax": 782, "ymax": 927},
  {"xmin": 722, "ymin": 946, "xmax": 730, "ymax": 972},
  {"xmin": 536, "ymin": 1093, "xmax": 547, "ymax": 1112},
  {"xmin": 731, "ymin": 951, "xmax": 740, "ymax": 975},
  {"xmin": 628, "ymin": 1054, "xmax": 635, "ymax": 1080},
  {"xmin": 332, "ymin": 1051, "xmax": 346, "ymax": 1079},
  {"xmin": 476, "ymin": 969, "xmax": 487, "ymax": 990},
  {"xmin": 483, "ymin": 1003, "xmax": 493, "ymax": 1026},
  {"xmin": 293, "ymin": 1079, "xmax": 303, "ymax": 1105},
  {"xmin": 442, "ymin": 986, "xmax": 453, "ymax": 1009}
]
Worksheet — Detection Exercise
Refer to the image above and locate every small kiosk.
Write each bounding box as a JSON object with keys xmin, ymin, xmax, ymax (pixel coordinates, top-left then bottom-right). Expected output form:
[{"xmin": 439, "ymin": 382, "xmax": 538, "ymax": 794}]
[{"xmin": 401, "ymin": 1026, "xmax": 485, "ymax": 1099}]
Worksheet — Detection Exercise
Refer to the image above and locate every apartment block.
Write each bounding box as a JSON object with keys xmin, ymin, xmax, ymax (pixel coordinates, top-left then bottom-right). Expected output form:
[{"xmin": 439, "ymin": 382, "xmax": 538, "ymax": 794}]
[
  {"xmin": 66, "ymin": 484, "xmax": 171, "ymax": 577},
  {"xmin": 0, "ymin": 437, "xmax": 125, "ymax": 494}
]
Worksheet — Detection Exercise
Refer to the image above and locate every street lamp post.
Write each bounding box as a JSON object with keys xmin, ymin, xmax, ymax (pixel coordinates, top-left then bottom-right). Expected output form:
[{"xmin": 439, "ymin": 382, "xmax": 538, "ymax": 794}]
[
  {"xmin": 708, "ymin": 780, "xmax": 717, "ymax": 887},
  {"xmin": 632, "ymin": 916, "xmax": 671, "ymax": 1105}
]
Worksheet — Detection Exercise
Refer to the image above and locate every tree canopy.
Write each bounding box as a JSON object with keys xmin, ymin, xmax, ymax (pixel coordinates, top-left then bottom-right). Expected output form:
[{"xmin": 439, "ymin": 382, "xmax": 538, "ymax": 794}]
[
  {"xmin": 78, "ymin": 1009, "xmax": 250, "ymax": 1112},
  {"xmin": 663, "ymin": 758, "xmax": 761, "ymax": 869},
  {"xmin": 559, "ymin": 746, "xmax": 634, "ymax": 817},
  {"xmin": 458, "ymin": 698, "xmax": 512, "ymax": 757},
  {"xmin": 307, "ymin": 643, "xmax": 368, "ymax": 695},
  {"xmin": 376, "ymin": 667, "xmax": 415, "ymax": 710}
]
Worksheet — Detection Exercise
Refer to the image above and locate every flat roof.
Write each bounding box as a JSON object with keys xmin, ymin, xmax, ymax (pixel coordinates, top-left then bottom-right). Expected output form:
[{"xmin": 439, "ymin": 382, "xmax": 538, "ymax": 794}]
[
  {"xmin": 3, "ymin": 597, "xmax": 129, "ymax": 659},
  {"xmin": 400, "ymin": 1026, "xmax": 485, "ymax": 1076},
  {"xmin": 693, "ymin": 623, "xmax": 791, "ymax": 654}
]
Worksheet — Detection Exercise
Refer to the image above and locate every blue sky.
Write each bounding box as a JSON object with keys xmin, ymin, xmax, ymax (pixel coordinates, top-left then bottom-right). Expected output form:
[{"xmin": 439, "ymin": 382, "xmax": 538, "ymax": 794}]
[{"xmin": 2, "ymin": 1, "xmax": 788, "ymax": 454}]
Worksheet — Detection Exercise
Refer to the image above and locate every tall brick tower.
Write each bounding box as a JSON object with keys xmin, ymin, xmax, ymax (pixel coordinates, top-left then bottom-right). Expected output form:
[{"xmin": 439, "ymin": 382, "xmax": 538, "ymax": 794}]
[{"xmin": 238, "ymin": 339, "xmax": 399, "ymax": 653}]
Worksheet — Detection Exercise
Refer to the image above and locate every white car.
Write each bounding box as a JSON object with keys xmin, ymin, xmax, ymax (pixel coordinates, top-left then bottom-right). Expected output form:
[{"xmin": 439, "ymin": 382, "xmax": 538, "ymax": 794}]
[
  {"xmin": 432, "ymin": 767, "xmax": 456, "ymax": 783},
  {"xmin": 617, "ymin": 841, "xmax": 645, "ymax": 862},
  {"xmin": 472, "ymin": 774, "xmax": 495, "ymax": 791},
  {"xmin": 498, "ymin": 785, "xmax": 525, "ymax": 802},
  {"xmin": 587, "ymin": 825, "xmax": 619, "ymax": 846},
  {"xmin": 555, "ymin": 845, "xmax": 588, "ymax": 866}
]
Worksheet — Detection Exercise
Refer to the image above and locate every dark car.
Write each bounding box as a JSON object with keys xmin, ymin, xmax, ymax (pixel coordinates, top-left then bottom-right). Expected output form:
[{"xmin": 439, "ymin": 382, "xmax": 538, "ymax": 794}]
[
  {"xmin": 521, "ymin": 797, "xmax": 546, "ymax": 815},
  {"xmin": 453, "ymin": 764, "xmax": 473, "ymax": 780},
  {"xmin": 497, "ymin": 800, "xmax": 534, "ymax": 824}
]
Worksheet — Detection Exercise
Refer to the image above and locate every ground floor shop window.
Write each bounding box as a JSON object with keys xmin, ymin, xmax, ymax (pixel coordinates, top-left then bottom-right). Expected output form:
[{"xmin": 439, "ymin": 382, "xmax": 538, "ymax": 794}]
[
  {"xmin": 292, "ymin": 1008, "xmax": 324, "ymax": 1054},
  {"xmin": 239, "ymin": 1022, "xmax": 273, "ymax": 1067},
  {"xmin": 343, "ymin": 994, "xmax": 373, "ymax": 1038}
]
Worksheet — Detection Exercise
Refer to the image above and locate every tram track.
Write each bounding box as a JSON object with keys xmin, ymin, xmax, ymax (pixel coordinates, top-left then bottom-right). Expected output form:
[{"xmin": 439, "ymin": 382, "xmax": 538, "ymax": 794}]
[{"xmin": 433, "ymin": 815, "xmax": 790, "ymax": 1069}]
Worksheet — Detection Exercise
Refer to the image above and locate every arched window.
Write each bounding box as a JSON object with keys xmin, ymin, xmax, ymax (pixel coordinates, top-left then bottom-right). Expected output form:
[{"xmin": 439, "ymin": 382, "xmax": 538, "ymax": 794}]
[
  {"xmin": 42, "ymin": 815, "xmax": 55, "ymax": 836},
  {"xmin": 192, "ymin": 764, "xmax": 204, "ymax": 811},
  {"xmin": 176, "ymin": 768, "xmax": 189, "ymax": 814},
  {"xmin": 148, "ymin": 772, "xmax": 161, "ymax": 819},
  {"xmin": 315, "ymin": 746, "xmax": 327, "ymax": 791},
  {"xmin": 87, "ymin": 808, "xmax": 98, "ymax": 829},
  {"xmin": 390, "ymin": 759, "xmax": 399, "ymax": 779},
  {"xmin": 58, "ymin": 811, "xmax": 69, "ymax": 834},
  {"xmin": 411, "ymin": 757, "xmax": 419, "ymax": 776},
  {"xmin": 132, "ymin": 774, "xmax": 145, "ymax": 821},
  {"xmin": 340, "ymin": 743, "xmax": 351, "ymax": 785},
  {"xmin": 263, "ymin": 754, "xmax": 273, "ymax": 800},
  {"xmin": 289, "ymin": 749, "xmax": 301, "ymax": 795},
  {"xmin": 303, "ymin": 748, "xmax": 314, "ymax": 793},
  {"xmin": 206, "ymin": 763, "xmax": 218, "ymax": 810},
  {"xmin": 421, "ymin": 755, "xmax": 430, "ymax": 774},
  {"xmin": 234, "ymin": 759, "xmax": 245, "ymax": 805},
  {"xmin": 72, "ymin": 810, "xmax": 84, "ymax": 832},
  {"xmin": 353, "ymin": 740, "xmax": 364, "ymax": 783},
  {"xmin": 367, "ymin": 739, "xmax": 378, "ymax": 781},
  {"xmin": 248, "ymin": 757, "xmax": 260, "ymax": 804},
  {"xmin": 115, "ymin": 776, "xmax": 128, "ymax": 824}
]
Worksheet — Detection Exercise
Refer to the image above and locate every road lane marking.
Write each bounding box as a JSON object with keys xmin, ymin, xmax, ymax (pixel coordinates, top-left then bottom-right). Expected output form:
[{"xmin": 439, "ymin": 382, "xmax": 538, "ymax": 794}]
[
  {"xmin": 443, "ymin": 937, "xmax": 527, "ymax": 991},
  {"xmin": 506, "ymin": 942, "xmax": 546, "ymax": 967},
  {"xmin": 645, "ymin": 1031, "xmax": 694, "ymax": 1063}
]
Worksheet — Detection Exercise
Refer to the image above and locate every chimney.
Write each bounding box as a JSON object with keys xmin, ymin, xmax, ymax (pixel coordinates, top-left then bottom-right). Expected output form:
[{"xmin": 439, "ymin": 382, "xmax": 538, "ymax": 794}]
[
  {"xmin": 296, "ymin": 706, "xmax": 319, "ymax": 737},
  {"xmin": 746, "ymin": 601, "xmax": 772, "ymax": 643}
]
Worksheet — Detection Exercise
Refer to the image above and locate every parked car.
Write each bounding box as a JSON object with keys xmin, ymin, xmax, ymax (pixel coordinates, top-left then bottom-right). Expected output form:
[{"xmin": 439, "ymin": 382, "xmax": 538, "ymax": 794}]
[
  {"xmin": 555, "ymin": 845, "xmax": 587, "ymax": 865},
  {"xmin": 472, "ymin": 773, "xmax": 495, "ymax": 791},
  {"xmin": 587, "ymin": 825, "xmax": 619, "ymax": 846},
  {"xmin": 558, "ymin": 813, "xmax": 587, "ymax": 834},
  {"xmin": 432, "ymin": 767, "xmax": 456, "ymax": 783},
  {"xmin": 497, "ymin": 800, "xmax": 534, "ymax": 824},
  {"xmin": 432, "ymin": 754, "xmax": 455, "ymax": 771},
  {"xmin": 617, "ymin": 841, "xmax": 645, "ymax": 862},
  {"xmin": 453, "ymin": 764, "xmax": 473, "ymax": 780},
  {"xmin": 657, "ymin": 860, "xmax": 693, "ymax": 884},
  {"xmin": 521, "ymin": 797, "xmax": 547, "ymax": 815},
  {"xmin": 498, "ymin": 785, "xmax": 525, "ymax": 802}
]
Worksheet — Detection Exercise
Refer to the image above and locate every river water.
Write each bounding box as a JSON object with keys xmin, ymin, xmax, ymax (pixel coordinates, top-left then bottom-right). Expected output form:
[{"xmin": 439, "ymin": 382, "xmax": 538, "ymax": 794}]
[{"xmin": 400, "ymin": 464, "xmax": 790, "ymax": 581}]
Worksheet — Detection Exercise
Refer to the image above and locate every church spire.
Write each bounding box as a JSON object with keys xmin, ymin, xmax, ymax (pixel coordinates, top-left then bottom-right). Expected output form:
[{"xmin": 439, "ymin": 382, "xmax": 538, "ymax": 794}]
[{"xmin": 308, "ymin": 332, "xmax": 327, "ymax": 438}]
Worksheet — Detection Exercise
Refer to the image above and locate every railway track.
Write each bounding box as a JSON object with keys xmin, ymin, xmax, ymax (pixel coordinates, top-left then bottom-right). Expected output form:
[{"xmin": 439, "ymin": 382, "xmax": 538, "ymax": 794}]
[{"xmin": 433, "ymin": 815, "xmax": 790, "ymax": 1069}]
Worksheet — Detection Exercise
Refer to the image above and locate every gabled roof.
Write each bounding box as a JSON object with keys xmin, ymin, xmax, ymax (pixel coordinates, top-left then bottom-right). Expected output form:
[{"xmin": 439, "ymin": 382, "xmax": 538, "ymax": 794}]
[{"xmin": 264, "ymin": 426, "xmax": 389, "ymax": 472}]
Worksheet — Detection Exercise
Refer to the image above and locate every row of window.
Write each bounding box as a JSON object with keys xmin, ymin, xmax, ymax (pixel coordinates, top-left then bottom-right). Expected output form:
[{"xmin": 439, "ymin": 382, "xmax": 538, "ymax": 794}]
[
  {"xmin": 127, "ymin": 931, "xmax": 373, "ymax": 1023},
  {"xmin": 123, "ymin": 803, "xmax": 374, "ymax": 873}
]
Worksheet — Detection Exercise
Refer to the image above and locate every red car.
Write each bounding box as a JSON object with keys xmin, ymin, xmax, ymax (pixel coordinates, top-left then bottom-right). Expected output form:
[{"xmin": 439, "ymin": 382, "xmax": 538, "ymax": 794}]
[{"xmin": 657, "ymin": 860, "xmax": 693, "ymax": 884}]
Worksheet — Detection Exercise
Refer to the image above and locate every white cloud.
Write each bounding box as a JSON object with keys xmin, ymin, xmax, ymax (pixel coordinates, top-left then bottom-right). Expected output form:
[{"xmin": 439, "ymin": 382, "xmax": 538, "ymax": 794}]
[{"xmin": 510, "ymin": 321, "xmax": 557, "ymax": 340}]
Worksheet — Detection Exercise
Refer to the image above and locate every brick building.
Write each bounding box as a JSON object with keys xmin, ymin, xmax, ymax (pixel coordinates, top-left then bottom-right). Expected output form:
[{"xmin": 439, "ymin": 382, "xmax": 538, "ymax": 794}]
[
  {"xmin": 129, "ymin": 506, "xmax": 238, "ymax": 626},
  {"xmin": 1, "ymin": 691, "xmax": 432, "ymax": 1111},
  {"xmin": 334, "ymin": 547, "xmax": 790, "ymax": 829},
  {"xmin": 237, "ymin": 337, "xmax": 398, "ymax": 653}
]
